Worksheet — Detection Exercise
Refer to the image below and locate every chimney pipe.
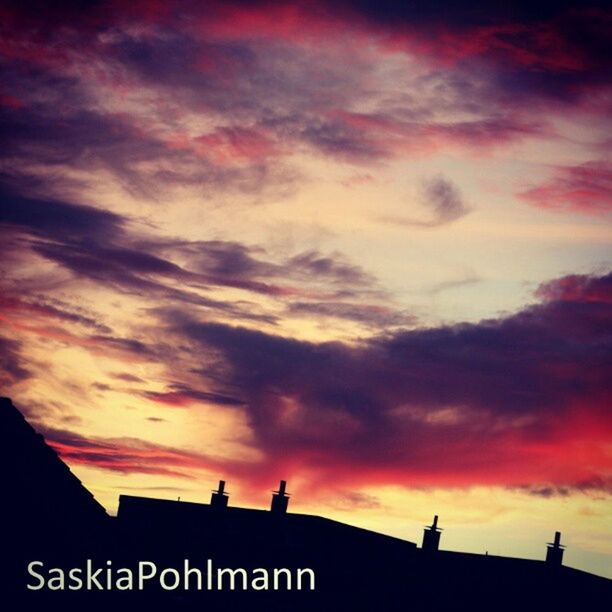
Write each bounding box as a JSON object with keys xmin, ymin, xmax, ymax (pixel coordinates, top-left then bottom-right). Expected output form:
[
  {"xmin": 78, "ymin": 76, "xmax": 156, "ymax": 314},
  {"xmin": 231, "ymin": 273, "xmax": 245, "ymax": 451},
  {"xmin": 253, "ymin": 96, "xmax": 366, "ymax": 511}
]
[
  {"xmin": 546, "ymin": 531, "xmax": 565, "ymax": 566},
  {"xmin": 210, "ymin": 479, "xmax": 229, "ymax": 509},
  {"xmin": 422, "ymin": 514, "xmax": 442, "ymax": 552},
  {"xmin": 270, "ymin": 479, "xmax": 290, "ymax": 515}
]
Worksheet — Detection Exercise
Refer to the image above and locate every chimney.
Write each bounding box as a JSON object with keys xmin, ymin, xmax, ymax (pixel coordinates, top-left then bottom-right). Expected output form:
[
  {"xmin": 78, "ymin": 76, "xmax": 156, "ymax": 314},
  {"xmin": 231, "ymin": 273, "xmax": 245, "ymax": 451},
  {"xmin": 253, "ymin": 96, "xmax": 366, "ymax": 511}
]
[
  {"xmin": 270, "ymin": 479, "xmax": 290, "ymax": 515},
  {"xmin": 422, "ymin": 514, "xmax": 442, "ymax": 552},
  {"xmin": 210, "ymin": 480, "xmax": 229, "ymax": 509},
  {"xmin": 546, "ymin": 531, "xmax": 565, "ymax": 566}
]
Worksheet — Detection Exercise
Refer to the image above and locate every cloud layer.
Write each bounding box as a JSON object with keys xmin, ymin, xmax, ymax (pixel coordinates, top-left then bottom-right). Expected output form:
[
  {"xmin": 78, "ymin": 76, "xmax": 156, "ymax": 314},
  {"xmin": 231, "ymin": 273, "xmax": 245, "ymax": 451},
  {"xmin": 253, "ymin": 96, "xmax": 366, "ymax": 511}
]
[
  {"xmin": 22, "ymin": 270, "xmax": 610, "ymax": 498},
  {"xmin": 0, "ymin": 0, "xmax": 610, "ymax": 508},
  {"xmin": 153, "ymin": 272, "xmax": 610, "ymax": 490},
  {"xmin": 1, "ymin": 0, "xmax": 608, "ymax": 203}
]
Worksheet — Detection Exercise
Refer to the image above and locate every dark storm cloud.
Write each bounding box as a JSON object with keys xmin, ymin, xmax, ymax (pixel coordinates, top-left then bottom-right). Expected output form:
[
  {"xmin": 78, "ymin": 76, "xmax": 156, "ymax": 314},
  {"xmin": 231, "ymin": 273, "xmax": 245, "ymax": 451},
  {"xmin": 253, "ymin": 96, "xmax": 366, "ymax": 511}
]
[
  {"xmin": 0, "ymin": 184, "xmax": 123, "ymax": 240},
  {"xmin": 340, "ymin": 1, "xmax": 612, "ymax": 103},
  {"xmin": 162, "ymin": 272, "xmax": 612, "ymax": 488},
  {"xmin": 340, "ymin": 0, "xmax": 605, "ymax": 26},
  {"xmin": 31, "ymin": 241, "xmax": 182, "ymax": 282}
]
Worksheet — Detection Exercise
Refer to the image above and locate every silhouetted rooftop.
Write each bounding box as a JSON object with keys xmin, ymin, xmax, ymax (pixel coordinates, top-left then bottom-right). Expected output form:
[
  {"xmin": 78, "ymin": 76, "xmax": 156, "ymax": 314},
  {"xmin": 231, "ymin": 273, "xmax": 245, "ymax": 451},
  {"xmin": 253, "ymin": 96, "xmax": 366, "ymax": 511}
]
[
  {"xmin": 2, "ymin": 396, "xmax": 610, "ymax": 611},
  {"xmin": 117, "ymin": 492, "xmax": 417, "ymax": 557},
  {"xmin": 1, "ymin": 396, "xmax": 107, "ymax": 539}
]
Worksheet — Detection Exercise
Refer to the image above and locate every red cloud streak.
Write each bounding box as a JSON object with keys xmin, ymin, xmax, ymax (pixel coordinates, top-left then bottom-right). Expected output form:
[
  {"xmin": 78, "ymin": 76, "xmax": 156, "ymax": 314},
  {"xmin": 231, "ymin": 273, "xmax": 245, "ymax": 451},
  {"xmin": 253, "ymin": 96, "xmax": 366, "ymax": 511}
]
[{"xmin": 519, "ymin": 162, "xmax": 612, "ymax": 214}]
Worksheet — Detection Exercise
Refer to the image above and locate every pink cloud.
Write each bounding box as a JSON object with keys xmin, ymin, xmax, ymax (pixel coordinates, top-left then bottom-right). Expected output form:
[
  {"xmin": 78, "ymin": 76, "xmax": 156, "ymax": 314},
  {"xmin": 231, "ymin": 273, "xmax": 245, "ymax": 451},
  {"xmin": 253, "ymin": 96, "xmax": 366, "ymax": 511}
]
[
  {"xmin": 536, "ymin": 273, "xmax": 612, "ymax": 304},
  {"xmin": 519, "ymin": 161, "xmax": 612, "ymax": 214}
]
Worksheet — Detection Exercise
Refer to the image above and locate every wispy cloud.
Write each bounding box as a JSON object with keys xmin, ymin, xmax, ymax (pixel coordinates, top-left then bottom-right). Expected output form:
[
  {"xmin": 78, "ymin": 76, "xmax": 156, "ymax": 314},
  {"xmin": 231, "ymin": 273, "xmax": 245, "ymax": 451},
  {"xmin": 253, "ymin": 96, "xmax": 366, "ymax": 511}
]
[
  {"xmin": 518, "ymin": 161, "xmax": 612, "ymax": 215},
  {"xmin": 380, "ymin": 175, "xmax": 470, "ymax": 227}
]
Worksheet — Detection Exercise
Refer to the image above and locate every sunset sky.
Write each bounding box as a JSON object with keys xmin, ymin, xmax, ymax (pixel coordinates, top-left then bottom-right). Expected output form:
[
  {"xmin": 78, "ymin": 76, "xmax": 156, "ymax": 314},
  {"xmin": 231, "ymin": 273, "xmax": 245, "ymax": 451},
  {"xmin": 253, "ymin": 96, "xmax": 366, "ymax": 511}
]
[{"xmin": 0, "ymin": 0, "xmax": 610, "ymax": 577}]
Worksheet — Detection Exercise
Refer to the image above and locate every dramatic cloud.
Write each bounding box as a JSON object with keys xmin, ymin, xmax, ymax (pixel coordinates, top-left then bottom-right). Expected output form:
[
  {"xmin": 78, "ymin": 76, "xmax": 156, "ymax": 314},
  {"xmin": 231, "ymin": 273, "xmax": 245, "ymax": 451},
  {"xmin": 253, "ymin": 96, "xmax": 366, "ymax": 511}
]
[
  {"xmin": 2, "ymin": 0, "xmax": 605, "ymax": 205},
  {"xmin": 1, "ymin": 180, "xmax": 403, "ymax": 337},
  {"xmin": 0, "ymin": 1, "xmax": 609, "ymax": 574},
  {"xmin": 160, "ymin": 272, "xmax": 612, "ymax": 491}
]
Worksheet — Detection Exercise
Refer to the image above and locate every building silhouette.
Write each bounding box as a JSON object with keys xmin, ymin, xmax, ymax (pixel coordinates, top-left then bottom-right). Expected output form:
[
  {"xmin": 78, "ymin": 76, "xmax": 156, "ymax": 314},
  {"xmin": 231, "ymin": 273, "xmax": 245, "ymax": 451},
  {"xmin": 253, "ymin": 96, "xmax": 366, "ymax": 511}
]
[
  {"xmin": 1, "ymin": 396, "xmax": 610, "ymax": 611},
  {"xmin": 0, "ymin": 396, "xmax": 108, "ymax": 545}
]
